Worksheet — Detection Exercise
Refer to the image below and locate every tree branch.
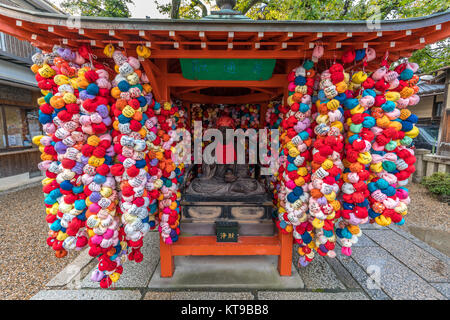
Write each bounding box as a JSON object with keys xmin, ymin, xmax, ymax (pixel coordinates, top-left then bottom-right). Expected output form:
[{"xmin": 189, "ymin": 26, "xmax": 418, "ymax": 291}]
[
  {"xmin": 342, "ymin": 0, "xmax": 351, "ymax": 17},
  {"xmin": 171, "ymin": 0, "xmax": 181, "ymax": 18},
  {"xmin": 241, "ymin": 0, "xmax": 263, "ymax": 15},
  {"xmin": 192, "ymin": 0, "xmax": 208, "ymax": 17}
]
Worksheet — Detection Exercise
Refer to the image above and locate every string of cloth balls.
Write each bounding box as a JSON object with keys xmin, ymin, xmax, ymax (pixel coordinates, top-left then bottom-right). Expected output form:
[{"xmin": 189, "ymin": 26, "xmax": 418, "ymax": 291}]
[{"xmin": 31, "ymin": 44, "xmax": 419, "ymax": 286}]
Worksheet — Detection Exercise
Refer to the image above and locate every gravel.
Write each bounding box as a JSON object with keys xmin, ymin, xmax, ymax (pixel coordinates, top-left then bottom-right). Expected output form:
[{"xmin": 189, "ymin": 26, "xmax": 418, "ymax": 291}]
[
  {"xmin": 0, "ymin": 185, "xmax": 80, "ymax": 300},
  {"xmin": 402, "ymin": 182, "xmax": 449, "ymax": 232}
]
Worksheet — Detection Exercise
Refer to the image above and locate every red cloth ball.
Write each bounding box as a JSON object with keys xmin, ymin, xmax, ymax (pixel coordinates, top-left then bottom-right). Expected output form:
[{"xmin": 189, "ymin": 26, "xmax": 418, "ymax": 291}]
[
  {"xmin": 96, "ymin": 164, "xmax": 110, "ymax": 175},
  {"xmin": 127, "ymin": 166, "xmax": 139, "ymax": 177},
  {"xmin": 110, "ymin": 163, "xmax": 125, "ymax": 176},
  {"xmin": 84, "ymin": 70, "xmax": 99, "ymax": 82}
]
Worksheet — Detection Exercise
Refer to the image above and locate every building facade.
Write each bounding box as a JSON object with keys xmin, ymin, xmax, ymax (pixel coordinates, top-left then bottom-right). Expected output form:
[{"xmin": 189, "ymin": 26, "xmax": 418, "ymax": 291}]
[{"xmin": 0, "ymin": 0, "xmax": 61, "ymax": 190}]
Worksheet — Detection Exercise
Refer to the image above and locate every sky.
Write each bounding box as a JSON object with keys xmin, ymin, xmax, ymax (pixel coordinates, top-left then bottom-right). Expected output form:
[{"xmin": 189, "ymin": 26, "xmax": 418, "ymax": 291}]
[
  {"xmin": 128, "ymin": 0, "xmax": 170, "ymax": 18},
  {"xmin": 50, "ymin": 0, "xmax": 175, "ymax": 19}
]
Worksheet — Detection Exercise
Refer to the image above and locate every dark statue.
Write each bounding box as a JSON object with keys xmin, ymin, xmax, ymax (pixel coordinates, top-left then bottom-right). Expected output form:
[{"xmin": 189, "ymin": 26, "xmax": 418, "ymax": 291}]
[{"xmin": 185, "ymin": 115, "xmax": 266, "ymax": 196}]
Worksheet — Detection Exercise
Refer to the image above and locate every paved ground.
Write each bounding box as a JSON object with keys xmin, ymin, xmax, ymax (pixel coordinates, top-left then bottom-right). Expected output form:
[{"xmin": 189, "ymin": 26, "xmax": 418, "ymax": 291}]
[
  {"xmin": 32, "ymin": 223, "xmax": 449, "ymax": 300},
  {"xmin": 1, "ymin": 184, "xmax": 448, "ymax": 300}
]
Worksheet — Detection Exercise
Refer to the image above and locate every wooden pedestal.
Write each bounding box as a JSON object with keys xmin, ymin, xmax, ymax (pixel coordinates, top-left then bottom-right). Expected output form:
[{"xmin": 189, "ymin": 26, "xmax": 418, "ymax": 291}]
[{"xmin": 159, "ymin": 229, "xmax": 293, "ymax": 277}]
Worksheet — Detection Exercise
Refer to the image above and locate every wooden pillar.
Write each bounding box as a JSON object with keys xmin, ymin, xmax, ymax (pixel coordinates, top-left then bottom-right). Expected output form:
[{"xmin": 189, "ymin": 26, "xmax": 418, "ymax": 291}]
[
  {"xmin": 157, "ymin": 59, "xmax": 170, "ymax": 102},
  {"xmin": 276, "ymin": 58, "xmax": 298, "ymax": 276},
  {"xmin": 186, "ymin": 102, "xmax": 192, "ymax": 130},
  {"xmin": 160, "ymin": 236, "xmax": 175, "ymax": 277},
  {"xmin": 283, "ymin": 59, "xmax": 299, "ymax": 106},
  {"xmin": 259, "ymin": 102, "xmax": 268, "ymax": 129},
  {"xmin": 277, "ymin": 229, "xmax": 293, "ymax": 276},
  {"xmin": 437, "ymin": 68, "xmax": 450, "ymax": 155}
]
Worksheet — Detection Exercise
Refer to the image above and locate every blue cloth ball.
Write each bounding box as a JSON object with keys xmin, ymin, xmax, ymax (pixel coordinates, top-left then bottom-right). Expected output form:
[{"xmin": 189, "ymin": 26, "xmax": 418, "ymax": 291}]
[
  {"xmin": 355, "ymin": 49, "xmax": 366, "ymax": 61},
  {"xmin": 294, "ymin": 75, "xmax": 306, "ymax": 86},
  {"xmin": 39, "ymin": 113, "xmax": 52, "ymax": 124},
  {"xmin": 299, "ymin": 103, "xmax": 310, "ymax": 113},
  {"xmin": 118, "ymin": 80, "xmax": 130, "ymax": 92},
  {"xmin": 343, "ymin": 98, "xmax": 359, "ymax": 109},
  {"xmin": 401, "ymin": 120, "xmax": 414, "ymax": 132},
  {"xmin": 86, "ymin": 83, "xmax": 99, "ymax": 96},
  {"xmin": 60, "ymin": 180, "xmax": 73, "ymax": 191},
  {"xmin": 400, "ymin": 68, "xmax": 414, "ymax": 80}
]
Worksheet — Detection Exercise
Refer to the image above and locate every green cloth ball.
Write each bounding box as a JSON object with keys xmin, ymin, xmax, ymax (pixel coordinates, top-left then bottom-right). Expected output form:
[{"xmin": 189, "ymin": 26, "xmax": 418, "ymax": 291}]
[
  {"xmin": 385, "ymin": 140, "xmax": 397, "ymax": 151},
  {"xmin": 382, "ymin": 161, "xmax": 397, "ymax": 173},
  {"xmin": 303, "ymin": 59, "xmax": 314, "ymax": 70},
  {"xmin": 350, "ymin": 123, "xmax": 363, "ymax": 134},
  {"xmin": 401, "ymin": 136, "xmax": 413, "ymax": 146}
]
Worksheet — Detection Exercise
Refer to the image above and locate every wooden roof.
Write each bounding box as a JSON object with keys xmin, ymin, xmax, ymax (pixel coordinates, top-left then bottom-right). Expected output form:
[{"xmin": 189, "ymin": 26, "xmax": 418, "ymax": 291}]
[
  {"xmin": 0, "ymin": 3, "xmax": 448, "ymax": 104},
  {"xmin": 0, "ymin": 4, "xmax": 448, "ymax": 61}
]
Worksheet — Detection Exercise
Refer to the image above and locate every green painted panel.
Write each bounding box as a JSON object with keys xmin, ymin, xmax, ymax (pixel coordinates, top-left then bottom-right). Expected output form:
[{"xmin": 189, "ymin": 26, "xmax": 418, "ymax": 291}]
[{"xmin": 180, "ymin": 58, "xmax": 276, "ymax": 81}]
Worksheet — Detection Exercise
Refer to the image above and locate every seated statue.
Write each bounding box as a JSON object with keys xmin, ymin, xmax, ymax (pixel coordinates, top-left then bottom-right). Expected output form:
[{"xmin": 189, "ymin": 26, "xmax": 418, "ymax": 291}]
[{"xmin": 185, "ymin": 115, "xmax": 266, "ymax": 197}]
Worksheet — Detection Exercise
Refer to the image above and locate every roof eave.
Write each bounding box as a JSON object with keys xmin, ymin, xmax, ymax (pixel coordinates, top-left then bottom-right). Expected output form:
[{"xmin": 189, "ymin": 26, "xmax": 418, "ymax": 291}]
[{"xmin": 0, "ymin": 3, "xmax": 449, "ymax": 33}]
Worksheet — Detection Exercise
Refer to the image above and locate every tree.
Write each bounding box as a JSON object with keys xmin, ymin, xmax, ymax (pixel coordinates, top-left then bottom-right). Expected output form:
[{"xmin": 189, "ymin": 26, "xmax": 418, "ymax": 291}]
[
  {"xmin": 156, "ymin": 0, "xmax": 449, "ymax": 71},
  {"xmin": 409, "ymin": 39, "xmax": 450, "ymax": 73},
  {"xmin": 60, "ymin": 0, "xmax": 134, "ymax": 17},
  {"xmin": 160, "ymin": 0, "xmax": 448, "ymax": 21}
]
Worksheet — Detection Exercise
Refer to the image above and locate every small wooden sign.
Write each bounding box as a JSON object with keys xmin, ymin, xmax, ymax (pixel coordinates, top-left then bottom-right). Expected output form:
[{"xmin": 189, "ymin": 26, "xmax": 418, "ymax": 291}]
[{"xmin": 215, "ymin": 221, "xmax": 238, "ymax": 242}]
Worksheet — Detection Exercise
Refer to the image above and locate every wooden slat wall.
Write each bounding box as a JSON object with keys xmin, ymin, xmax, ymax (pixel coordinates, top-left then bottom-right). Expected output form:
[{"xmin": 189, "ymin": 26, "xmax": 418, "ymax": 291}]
[
  {"xmin": 0, "ymin": 32, "xmax": 35, "ymax": 59},
  {"xmin": 0, "ymin": 149, "xmax": 40, "ymax": 178}
]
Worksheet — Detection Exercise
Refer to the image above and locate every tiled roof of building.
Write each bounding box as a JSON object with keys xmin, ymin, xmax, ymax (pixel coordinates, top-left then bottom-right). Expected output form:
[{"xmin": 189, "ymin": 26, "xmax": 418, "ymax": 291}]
[
  {"xmin": 417, "ymin": 82, "xmax": 445, "ymax": 95},
  {"xmin": 0, "ymin": 0, "xmax": 62, "ymax": 14}
]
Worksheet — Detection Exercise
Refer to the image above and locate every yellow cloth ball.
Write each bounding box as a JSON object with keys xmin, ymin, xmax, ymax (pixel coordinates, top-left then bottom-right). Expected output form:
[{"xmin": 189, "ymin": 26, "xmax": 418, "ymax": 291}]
[
  {"xmin": 54, "ymin": 75, "xmax": 69, "ymax": 85},
  {"xmin": 87, "ymin": 135, "xmax": 100, "ymax": 147},
  {"xmin": 352, "ymin": 71, "xmax": 368, "ymax": 84},
  {"xmin": 335, "ymin": 81, "xmax": 348, "ymax": 93},
  {"xmin": 405, "ymin": 125, "xmax": 419, "ymax": 138},
  {"xmin": 357, "ymin": 151, "xmax": 372, "ymax": 165},
  {"xmin": 63, "ymin": 92, "xmax": 77, "ymax": 104},
  {"xmin": 321, "ymin": 159, "xmax": 334, "ymax": 170},
  {"xmin": 350, "ymin": 104, "xmax": 364, "ymax": 115},
  {"xmin": 327, "ymin": 99, "xmax": 340, "ymax": 111},
  {"xmin": 32, "ymin": 135, "xmax": 44, "ymax": 146},
  {"xmin": 399, "ymin": 109, "xmax": 412, "ymax": 120},
  {"xmin": 385, "ymin": 91, "xmax": 400, "ymax": 102},
  {"xmin": 297, "ymin": 167, "xmax": 308, "ymax": 176},
  {"xmin": 370, "ymin": 162, "xmax": 383, "ymax": 173}
]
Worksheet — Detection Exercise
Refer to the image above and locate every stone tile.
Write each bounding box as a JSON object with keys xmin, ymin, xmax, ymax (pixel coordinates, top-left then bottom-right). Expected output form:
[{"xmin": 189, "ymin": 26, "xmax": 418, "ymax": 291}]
[
  {"xmin": 293, "ymin": 248, "xmax": 345, "ymax": 289},
  {"xmin": 31, "ymin": 289, "xmax": 142, "ymax": 300},
  {"xmin": 430, "ymin": 283, "xmax": 450, "ymax": 299},
  {"xmin": 365, "ymin": 229, "xmax": 449, "ymax": 283},
  {"xmin": 47, "ymin": 248, "xmax": 93, "ymax": 287},
  {"xmin": 337, "ymin": 234, "xmax": 377, "ymax": 247},
  {"xmin": 352, "ymin": 234, "xmax": 378, "ymax": 247},
  {"xmin": 257, "ymin": 291, "xmax": 368, "ymax": 300},
  {"xmin": 149, "ymin": 255, "xmax": 303, "ymax": 289},
  {"xmin": 82, "ymin": 232, "xmax": 159, "ymax": 289},
  {"xmin": 335, "ymin": 245, "xmax": 390, "ymax": 300},
  {"xmin": 389, "ymin": 225, "xmax": 450, "ymax": 263},
  {"xmin": 326, "ymin": 257, "xmax": 361, "ymax": 289},
  {"xmin": 144, "ymin": 291, "xmax": 254, "ymax": 300},
  {"xmin": 361, "ymin": 223, "xmax": 384, "ymax": 230},
  {"xmin": 349, "ymin": 246, "xmax": 445, "ymax": 300}
]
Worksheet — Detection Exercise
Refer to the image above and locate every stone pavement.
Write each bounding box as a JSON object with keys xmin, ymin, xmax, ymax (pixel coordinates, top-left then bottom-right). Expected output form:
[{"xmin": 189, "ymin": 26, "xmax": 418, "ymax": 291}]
[{"xmin": 31, "ymin": 224, "xmax": 449, "ymax": 300}]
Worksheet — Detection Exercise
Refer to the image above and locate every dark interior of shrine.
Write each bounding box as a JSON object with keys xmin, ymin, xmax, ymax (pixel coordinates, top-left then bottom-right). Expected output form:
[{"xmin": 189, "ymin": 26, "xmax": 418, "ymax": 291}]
[{"xmin": 178, "ymin": 102, "xmax": 278, "ymax": 237}]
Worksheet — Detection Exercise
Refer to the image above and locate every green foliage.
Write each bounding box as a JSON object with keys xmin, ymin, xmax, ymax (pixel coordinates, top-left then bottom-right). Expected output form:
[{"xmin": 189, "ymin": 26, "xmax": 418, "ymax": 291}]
[
  {"xmin": 159, "ymin": 1, "xmax": 449, "ymax": 69},
  {"xmin": 421, "ymin": 172, "xmax": 450, "ymax": 197},
  {"xmin": 60, "ymin": 0, "xmax": 134, "ymax": 17},
  {"xmin": 409, "ymin": 39, "xmax": 450, "ymax": 73}
]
